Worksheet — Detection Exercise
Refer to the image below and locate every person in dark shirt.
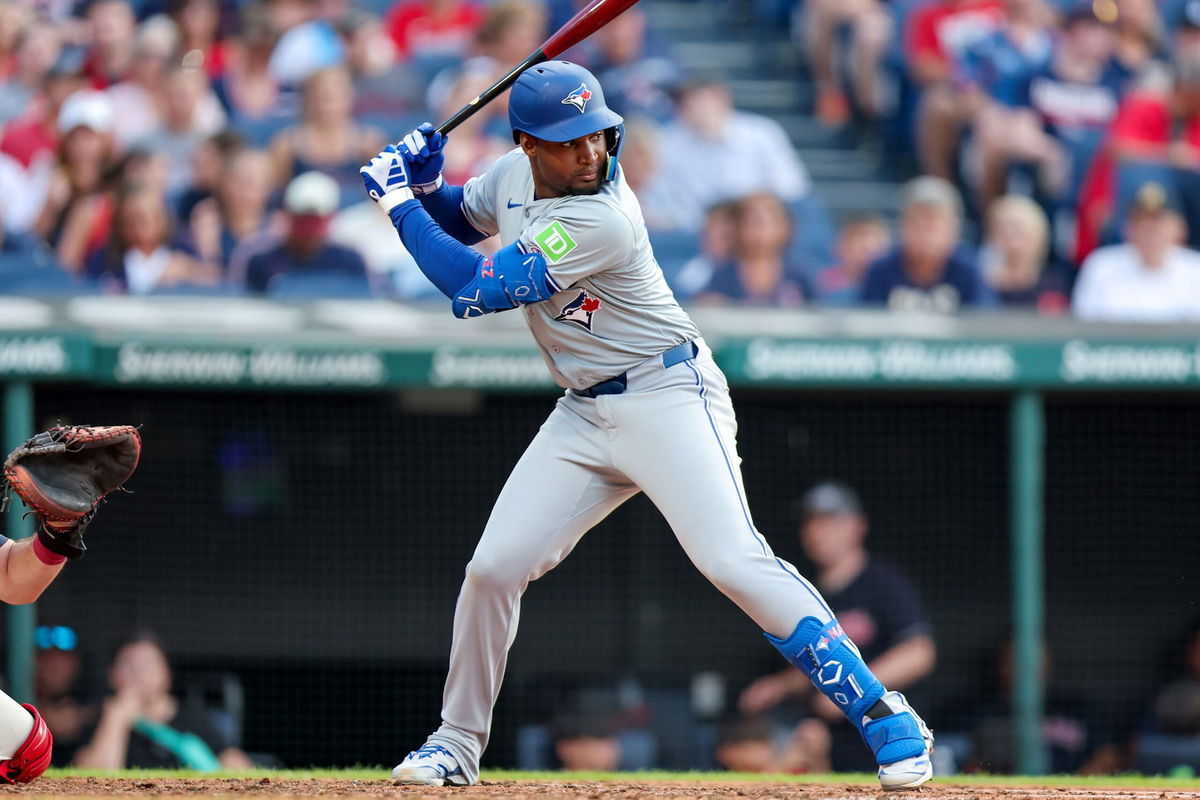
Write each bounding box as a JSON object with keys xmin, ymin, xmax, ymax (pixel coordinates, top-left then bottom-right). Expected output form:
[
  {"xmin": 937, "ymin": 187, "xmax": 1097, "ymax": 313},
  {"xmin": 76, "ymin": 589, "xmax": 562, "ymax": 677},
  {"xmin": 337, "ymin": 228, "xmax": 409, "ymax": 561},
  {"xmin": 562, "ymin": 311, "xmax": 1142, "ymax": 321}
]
[
  {"xmin": 975, "ymin": 1, "xmax": 1131, "ymax": 209},
  {"xmin": 981, "ymin": 194, "xmax": 1071, "ymax": 311},
  {"xmin": 859, "ymin": 177, "xmax": 995, "ymax": 311},
  {"xmin": 242, "ymin": 170, "xmax": 371, "ymax": 295},
  {"xmin": 695, "ymin": 193, "xmax": 813, "ymax": 307},
  {"xmin": 73, "ymin": 632, "xmax": 253, "ymax": 770},
  {"xmin": 739, "ymin": 482, "xmax": 937, "ymax": 773}
]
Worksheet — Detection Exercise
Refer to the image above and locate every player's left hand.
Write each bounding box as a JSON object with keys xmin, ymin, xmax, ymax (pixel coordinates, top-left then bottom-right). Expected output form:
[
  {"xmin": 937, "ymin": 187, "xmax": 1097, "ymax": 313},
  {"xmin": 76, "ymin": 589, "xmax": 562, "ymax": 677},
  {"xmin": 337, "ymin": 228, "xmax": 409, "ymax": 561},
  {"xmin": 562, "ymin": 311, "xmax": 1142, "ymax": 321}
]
[{"xmin": 360, "ymin": 145, "xmax": 413, "ymax": 209}]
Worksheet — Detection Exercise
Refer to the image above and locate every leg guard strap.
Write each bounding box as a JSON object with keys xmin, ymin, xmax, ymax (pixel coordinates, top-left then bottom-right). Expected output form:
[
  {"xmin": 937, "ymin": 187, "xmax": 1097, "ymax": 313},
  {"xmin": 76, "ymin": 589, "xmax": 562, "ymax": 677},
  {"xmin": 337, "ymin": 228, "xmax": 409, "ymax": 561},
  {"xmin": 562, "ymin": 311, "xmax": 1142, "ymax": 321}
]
[{"xmin": 766, "ymin": 617, "xmax": 885, "ymax": 734}]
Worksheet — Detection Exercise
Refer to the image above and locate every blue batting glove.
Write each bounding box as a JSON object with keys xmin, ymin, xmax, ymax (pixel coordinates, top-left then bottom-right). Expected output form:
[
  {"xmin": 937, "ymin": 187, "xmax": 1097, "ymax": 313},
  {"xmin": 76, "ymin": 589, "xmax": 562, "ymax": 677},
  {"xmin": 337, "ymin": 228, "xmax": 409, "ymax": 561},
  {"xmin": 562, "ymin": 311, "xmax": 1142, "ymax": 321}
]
[
  {"xmin": 360, "ymin": 144, "xmax": 413, "ymax": 211},
  {"xmin": 398, "ymin": 122, "xmax": 447, "ymax": 195}
]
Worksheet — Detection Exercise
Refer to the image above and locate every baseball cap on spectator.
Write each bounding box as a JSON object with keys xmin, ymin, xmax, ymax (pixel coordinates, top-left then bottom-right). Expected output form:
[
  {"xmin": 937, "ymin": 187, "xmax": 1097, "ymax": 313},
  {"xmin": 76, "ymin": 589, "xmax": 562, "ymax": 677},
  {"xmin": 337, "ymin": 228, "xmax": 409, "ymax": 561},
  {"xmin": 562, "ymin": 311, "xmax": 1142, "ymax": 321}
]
[
  {"xmin": 899, "ymin": 175, "xmax": 963, "ymax": 219},
  {"xmin": 57, "ymin": 90, "xmax": 115, "ymax": 134},
  {"xmin": 800, "ymin": 481, "xmax": 863, "ymax": 518},
  {"xmin": 1129, "ymin": 180, "xmax": 1183, "ymax": 216},
  {"xmin": 284, "ymin": 171, "xmax": 340, "ymax": 238}
]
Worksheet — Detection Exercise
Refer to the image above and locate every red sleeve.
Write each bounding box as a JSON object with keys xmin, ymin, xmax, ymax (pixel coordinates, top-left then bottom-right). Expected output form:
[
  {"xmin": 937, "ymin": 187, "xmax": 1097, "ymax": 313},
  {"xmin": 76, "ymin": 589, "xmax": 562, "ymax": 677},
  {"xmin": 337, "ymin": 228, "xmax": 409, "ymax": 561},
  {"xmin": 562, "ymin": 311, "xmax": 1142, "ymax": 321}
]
[
  {"xmin": 1110, "ymin": 92, "xmax": 1170, "ymax": 146},
  {"xmin": 908, "ymin": 5, "xmax": 945, "ymax": 65}
]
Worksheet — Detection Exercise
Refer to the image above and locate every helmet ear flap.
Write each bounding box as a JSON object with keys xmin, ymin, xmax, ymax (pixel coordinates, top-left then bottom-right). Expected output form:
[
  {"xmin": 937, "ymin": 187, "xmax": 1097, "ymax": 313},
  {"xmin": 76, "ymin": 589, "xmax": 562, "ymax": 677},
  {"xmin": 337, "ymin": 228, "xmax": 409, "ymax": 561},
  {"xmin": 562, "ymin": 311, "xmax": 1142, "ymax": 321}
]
[{"xmin": 603, "ymin": 124, "xmax": 624, "ymax": 182}]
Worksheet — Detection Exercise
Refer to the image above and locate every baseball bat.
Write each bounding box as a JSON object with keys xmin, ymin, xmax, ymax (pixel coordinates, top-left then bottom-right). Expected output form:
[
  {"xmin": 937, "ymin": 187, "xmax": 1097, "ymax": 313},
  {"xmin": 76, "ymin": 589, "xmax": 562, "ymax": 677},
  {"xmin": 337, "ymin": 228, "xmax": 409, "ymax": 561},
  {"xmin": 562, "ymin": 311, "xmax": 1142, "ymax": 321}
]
[{"xmin": 434, "ymin": 0, "xmax": 642, "ymax": 136}]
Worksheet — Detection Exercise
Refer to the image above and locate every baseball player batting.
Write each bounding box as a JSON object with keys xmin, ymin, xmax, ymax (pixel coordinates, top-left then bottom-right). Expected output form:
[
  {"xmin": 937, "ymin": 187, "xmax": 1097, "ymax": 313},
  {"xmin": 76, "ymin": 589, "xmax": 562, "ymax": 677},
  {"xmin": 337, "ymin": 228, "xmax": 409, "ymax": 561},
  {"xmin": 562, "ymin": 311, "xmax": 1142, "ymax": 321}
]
[
  {"xmin": 0, "ymin": 424, "xmax": 141, "ymax": 782},
  {"xmin": 360, "ymin": 61, "xmax": 934, "ymax": 791}
]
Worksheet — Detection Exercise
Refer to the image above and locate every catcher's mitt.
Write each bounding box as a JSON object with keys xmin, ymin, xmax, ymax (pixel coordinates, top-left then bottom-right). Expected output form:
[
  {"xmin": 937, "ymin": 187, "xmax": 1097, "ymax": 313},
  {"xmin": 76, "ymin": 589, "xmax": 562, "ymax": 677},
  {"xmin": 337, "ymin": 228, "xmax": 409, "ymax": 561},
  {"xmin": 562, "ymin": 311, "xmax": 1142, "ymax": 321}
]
[{"xmin": 1, "ymin": 425, "xmax": 141, "ymax": 559}]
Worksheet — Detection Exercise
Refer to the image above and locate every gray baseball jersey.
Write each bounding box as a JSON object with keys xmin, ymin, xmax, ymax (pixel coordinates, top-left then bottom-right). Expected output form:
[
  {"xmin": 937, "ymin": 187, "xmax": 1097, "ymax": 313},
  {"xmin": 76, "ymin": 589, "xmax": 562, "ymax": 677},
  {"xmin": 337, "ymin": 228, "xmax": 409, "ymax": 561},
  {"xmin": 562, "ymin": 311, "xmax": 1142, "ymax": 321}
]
[
  {"xmin": 410, "ymin": 150, "xmax": 862, "ymax": 786},
  {"xmin": 460, "ymin": 148, "xmax": 700, "ymax": 390}
]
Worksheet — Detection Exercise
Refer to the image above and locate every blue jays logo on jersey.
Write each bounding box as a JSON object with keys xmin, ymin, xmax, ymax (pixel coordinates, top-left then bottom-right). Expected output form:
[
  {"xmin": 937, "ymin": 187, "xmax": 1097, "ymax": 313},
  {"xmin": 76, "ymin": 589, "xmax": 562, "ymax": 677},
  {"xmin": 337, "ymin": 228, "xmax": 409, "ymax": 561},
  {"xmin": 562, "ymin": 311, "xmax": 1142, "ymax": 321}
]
[
  {"xmin": 554, "ymin": 289, "xmax": 601, "ymax": 331},
  {"xmin": 562, "ymin": 83, "xmax": 593, "ymax": 113}
]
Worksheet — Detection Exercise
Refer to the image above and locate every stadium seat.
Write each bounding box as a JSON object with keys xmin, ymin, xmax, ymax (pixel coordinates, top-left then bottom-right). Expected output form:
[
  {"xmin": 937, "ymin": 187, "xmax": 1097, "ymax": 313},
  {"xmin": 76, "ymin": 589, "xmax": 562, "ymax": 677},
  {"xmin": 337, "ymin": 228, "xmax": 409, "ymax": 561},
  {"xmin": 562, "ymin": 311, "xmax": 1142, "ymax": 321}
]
[
  {"xmin": 265, "ymin": 271, "xmax": 376, "ymax": 299},
  {"xmin": 649, "ymin": 230, "xmax": 702, "ymax": 287},
  {"xmin": 787, "ymin": 193, "xmax": 838, "ymax": 280}
]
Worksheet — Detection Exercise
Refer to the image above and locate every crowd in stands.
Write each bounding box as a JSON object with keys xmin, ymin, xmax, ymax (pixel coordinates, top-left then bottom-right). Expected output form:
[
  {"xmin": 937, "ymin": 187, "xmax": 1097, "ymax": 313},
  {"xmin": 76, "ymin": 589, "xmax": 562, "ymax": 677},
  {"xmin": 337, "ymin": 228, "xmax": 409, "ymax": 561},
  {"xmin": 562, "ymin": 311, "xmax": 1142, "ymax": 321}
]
[{"xmin": 0, "ymin": 0, "xmax": 1197, "ymax": 319}]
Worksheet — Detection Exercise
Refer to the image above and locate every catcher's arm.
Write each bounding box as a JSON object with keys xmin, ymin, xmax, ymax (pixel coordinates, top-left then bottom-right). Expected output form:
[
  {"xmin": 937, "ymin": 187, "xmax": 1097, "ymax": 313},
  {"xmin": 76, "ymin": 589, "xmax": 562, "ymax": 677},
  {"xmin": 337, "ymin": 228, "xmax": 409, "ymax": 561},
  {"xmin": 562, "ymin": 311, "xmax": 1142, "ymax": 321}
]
[
  {"xmin": 0, "ymin": 539, "xmax": 65, "ymax": 604},
  {"xmin": 2, "ymin": 425, "xmax": 141, "ymax": 564}
]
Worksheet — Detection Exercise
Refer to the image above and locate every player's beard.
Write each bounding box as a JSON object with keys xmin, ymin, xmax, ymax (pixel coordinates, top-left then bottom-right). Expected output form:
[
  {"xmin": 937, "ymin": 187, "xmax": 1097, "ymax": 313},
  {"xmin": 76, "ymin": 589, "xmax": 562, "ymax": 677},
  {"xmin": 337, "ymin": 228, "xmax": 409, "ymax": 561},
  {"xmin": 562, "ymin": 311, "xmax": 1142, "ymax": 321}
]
[{"xmin": 564, "ymin": 156, "xmax": 607, "ymax": 196}]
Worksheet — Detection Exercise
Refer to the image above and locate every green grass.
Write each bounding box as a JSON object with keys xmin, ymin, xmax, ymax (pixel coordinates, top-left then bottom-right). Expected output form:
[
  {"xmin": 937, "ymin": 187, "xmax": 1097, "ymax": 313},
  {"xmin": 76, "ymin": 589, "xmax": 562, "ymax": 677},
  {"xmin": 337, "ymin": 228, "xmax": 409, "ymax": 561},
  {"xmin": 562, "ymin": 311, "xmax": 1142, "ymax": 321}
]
[{"xmin": 40, "ymin": 767, "xmax": 1200, "ymax": 788}]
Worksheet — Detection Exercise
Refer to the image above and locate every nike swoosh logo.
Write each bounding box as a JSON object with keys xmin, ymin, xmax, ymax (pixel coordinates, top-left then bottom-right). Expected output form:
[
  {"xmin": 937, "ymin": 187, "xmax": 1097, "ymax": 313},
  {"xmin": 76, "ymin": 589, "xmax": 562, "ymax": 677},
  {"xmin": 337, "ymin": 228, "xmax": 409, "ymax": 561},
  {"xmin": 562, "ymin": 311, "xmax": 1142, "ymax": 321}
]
[{"xmin": 507, "ymin": 199, "xmax": 522, "ymax": 209}]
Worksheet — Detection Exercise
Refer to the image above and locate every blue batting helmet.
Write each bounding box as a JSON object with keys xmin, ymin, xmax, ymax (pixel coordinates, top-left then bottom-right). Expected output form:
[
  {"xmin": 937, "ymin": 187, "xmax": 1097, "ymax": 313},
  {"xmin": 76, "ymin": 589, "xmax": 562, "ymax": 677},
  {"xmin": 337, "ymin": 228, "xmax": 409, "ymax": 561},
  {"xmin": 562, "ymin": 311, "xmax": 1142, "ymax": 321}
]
[{"xmin": 509, "ymin": 61, "xmax": 625, "ymax": 180}]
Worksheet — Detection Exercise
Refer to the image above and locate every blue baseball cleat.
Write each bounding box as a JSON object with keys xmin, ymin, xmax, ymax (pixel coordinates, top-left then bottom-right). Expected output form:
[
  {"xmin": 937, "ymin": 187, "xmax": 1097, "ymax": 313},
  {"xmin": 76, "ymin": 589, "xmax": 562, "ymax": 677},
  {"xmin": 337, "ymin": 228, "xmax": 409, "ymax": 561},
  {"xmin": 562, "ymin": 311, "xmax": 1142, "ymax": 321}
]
[
  {"xmin": 392, "ymin": 743, "xmax": 469, "ymax": 786},
  {"xmin": 868, "ymin": 691, "xmax": 934, "ymax": 790}
]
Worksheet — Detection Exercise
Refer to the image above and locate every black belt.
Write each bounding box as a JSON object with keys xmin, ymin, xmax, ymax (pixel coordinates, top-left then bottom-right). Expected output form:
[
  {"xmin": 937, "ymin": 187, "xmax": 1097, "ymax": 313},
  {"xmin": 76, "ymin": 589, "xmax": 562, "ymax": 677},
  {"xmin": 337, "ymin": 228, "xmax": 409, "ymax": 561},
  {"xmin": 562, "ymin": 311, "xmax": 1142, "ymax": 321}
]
[{"xmin": 572, "ymin": 341, "xmax": 698, "ymax": 398}]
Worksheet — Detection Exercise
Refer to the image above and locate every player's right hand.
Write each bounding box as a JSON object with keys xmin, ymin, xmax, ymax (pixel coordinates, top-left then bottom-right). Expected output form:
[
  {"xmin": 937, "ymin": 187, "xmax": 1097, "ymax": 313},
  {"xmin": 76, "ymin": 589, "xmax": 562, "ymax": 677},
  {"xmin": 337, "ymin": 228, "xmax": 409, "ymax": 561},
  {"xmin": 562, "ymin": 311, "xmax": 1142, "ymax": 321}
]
[{"xmin": 398, "ymin": 122, "xmax": 446, "ymax": 194}]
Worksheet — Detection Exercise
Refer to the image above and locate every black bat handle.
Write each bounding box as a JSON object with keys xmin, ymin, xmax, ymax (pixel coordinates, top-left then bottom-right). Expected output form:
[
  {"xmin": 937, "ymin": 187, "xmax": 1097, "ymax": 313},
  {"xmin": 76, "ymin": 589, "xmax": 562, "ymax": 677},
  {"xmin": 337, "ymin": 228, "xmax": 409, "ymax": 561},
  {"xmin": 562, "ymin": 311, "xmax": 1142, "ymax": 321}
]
[{"xmin": 435, "ymin": 51, "xmax": 548, "ymax": 137}]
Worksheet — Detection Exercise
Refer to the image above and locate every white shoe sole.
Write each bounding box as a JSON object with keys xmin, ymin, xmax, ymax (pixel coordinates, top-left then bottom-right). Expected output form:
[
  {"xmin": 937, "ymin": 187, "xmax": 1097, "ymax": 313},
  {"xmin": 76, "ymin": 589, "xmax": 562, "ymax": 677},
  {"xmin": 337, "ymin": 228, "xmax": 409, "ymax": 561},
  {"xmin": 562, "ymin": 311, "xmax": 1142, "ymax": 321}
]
[
  {"xmin": 879, "ymin": 759, "xmax": 934, "ymax": 791},
  {"xmin": 392, "ymin": 770, "xmax": 446, "ymax": 786}
]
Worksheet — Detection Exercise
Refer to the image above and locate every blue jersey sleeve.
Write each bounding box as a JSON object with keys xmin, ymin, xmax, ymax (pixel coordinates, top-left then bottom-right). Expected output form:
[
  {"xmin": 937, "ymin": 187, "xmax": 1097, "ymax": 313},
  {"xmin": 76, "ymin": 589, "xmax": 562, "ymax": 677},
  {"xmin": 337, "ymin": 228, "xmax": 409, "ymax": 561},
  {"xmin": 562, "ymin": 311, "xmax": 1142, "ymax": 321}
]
[{"xmin": 417, "ymin": 183, "xmax": 490, "ymax": 246}]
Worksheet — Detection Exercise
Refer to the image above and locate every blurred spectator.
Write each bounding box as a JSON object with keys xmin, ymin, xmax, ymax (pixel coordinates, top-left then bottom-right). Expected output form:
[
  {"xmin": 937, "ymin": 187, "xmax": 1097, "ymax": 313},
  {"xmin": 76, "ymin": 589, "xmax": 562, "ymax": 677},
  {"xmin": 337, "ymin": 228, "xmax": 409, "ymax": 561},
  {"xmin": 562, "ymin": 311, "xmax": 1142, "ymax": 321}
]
[
  {"xmin": 423, "ymin": 0, "xmax": 545, "ymax": 180},
  {"xmin": 340, "ymin": 10, "xmax": 423, "ymax": 120},
  {"xmin": 431, "ymin": 58, "xmax": 515, "ymax": 184},
  {"xmin": 189, "ymin": 144, "xmax": 276, "ymax": 266},
  {"xmin": 589, "ymin": 6, "xmax": 680, "ymax": 124},
  {"xmin": 739, "ymin": 481, "xmax": 936, "ymax": 773},
  {"xmin": 1112, "ymin": 0, "xmax": 1163, "ymax": 74},
  {"xmin": 73, "ymin": 631, "xmax": 253, "ymax": 769},
  {"xmin": 815, "ymin": 213, "xmax": 891, "ymax": 305},
  {"xmin": 951, "ymin": 634, "xmax": 1120, "ymax": 774},
  {"xmin": 906, "ymin": 0, "xmax": 1006, "ymax": 91},
  {"xmin": 386, "ymin": 0, "xmax": 484, "ymax": 62},
  {"xmin": 0, "ymin": 24, "xmax": 63, "ymax": 125},
  {"xmin": 918, "ymin": 0, "xmax": 1055, "ymax": 181},
  {"xmin": 214, "ymin": 2, "xmax": 297, "ymax": 128},
  {"xmin": 176, "ymin": 130, "xmax": 245, "ymax": 223},
  {"xmin": 1073, "ymin": 180, "xmax": 1200, "ymax": 320},
  {"xmin": 83, "ymin": 0, "xmax": 138, "ymax": 89},
  {"xmin": 105, "ymin": 15, "xmax": 182, "ymax": 151},
  {"xmin": 136, "ymin": 64, "xmax": 228, "ymax": 198},
  {"xmin": 975, "ymin": 2, "xmax": 1130, "ymax": 211},
  {"xmin": 616, "ymin": 117, "xmax": 677, "ymax": 232},
  {"xmin": 694, "ymin": 193, "xmax": 813, "ymax": 307},
  {"xmin": 270, "ymin": 65, "xmax": 384, "ymax": 208},
  {"xmin": 0, "ymin": 48, "xmax": 87, "ymax": 170},
  {"xmin": 0, "ymin": 0, "xmax": 31, "ymax": 80},
  {"xmin": 34, "ymin": 625, "xmax": 95, "ymax": 767},
  {"xmin": 171, "ymin": 0, "xmax": 228, "ymax": 80},
  {"xmin": 981, "ymin": 194, "xmax": 1070, "ymax": 310},
  {"xmin": 671, "ymin": 199, "xmax": 738, "ymax": 299},
  {"xmin": 34, "ymin": 89, "xmax": 117, "ymax": 273},
  {"xmin": 654, "ymin": 77, "xmax": 811, "ymax": 231},
  {"xmin": 85, "ymin": 182, "xmax": 219, "ymax": 293},
  {"xmin": 803, "ymin": 0, "xmax": 893, "ymax": 125},
  {"xmin": 551, "ymin": 710, "xmax": 620, "ymax": 771},
  {"xmin": 242, "ymin": 170, "xmax": 370, "ymax": 293},
  {"xmin": 1135, "ymin": 617, "xmax": 1200, "ymax": 774},
  {"xmin": 267, "ymin": 0, "xmax": 346, "ymax": 88},
  {"xmin": 859, "ymin": 176, "xmax": 995, "ymax": 311},
  {"xmin": 1075, "ymin": 55, "xmax": 1200, "ymax": 260},
  {"xmin": 714, "ymin": 714, "xmax": 832, "ymax": 774}
]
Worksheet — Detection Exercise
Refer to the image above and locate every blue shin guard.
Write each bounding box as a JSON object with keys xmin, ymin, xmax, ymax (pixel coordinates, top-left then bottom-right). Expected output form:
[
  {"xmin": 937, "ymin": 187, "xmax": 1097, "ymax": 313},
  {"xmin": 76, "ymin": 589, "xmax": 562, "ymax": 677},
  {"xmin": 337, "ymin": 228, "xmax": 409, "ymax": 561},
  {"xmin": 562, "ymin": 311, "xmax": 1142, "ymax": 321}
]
[
  {"xmin": 767, "ymin": 617, "xmax": 929, "ymax": 769},
  {"xmin": 766, "ymin": 617, "xmax": 884, "ymax": 731}
]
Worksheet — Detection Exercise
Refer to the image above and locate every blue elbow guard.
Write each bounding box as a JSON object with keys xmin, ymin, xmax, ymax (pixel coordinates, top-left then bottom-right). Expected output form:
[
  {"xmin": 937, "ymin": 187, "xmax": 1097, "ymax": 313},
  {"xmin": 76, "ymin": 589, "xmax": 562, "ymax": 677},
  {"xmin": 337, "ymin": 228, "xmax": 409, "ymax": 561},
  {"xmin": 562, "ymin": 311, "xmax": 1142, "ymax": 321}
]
[
  {"xmin": 451, "ymin": 242, "xmax": 561, "ymax": 318},
  {"xmin": 766, "ymin": 617, "xmax": 885, "ymax": 734}
]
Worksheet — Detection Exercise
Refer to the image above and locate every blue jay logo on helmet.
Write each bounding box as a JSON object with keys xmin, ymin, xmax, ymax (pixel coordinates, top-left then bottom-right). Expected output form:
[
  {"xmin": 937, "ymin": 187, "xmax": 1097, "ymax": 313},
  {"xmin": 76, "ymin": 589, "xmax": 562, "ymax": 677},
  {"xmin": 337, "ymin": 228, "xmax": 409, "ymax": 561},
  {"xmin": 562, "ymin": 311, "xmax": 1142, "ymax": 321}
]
[{"xmin": 561, "ymin": 83, "xmax": 592, "ymax": 113}]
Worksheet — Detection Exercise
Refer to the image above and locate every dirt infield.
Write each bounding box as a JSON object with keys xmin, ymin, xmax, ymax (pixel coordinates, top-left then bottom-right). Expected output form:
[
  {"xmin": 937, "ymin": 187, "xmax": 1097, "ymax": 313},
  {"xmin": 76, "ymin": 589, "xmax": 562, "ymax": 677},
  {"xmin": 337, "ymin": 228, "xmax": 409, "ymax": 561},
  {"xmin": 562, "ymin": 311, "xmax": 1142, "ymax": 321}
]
[{"xmin": 3, "ymin": 778, "xmax": 1200, "ymax": 800}]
